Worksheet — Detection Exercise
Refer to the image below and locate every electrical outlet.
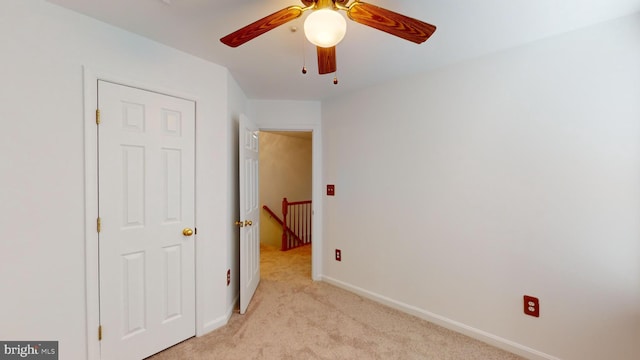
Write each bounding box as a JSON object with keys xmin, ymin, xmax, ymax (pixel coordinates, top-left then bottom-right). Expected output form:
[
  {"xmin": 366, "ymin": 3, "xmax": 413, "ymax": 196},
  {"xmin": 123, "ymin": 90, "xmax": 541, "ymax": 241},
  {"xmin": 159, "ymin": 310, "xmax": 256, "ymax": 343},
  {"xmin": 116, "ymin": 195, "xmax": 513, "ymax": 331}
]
[
  {"xmin": 523, "ymin": 295, "xmax": 539, "ymax": 317},
  {"xmin": 226, "ymin": 269, "xmax": 231, "ymax": 286},
  {"xmin": 335, "ymin": 249, "xmax": 341, "ymax": 261}
]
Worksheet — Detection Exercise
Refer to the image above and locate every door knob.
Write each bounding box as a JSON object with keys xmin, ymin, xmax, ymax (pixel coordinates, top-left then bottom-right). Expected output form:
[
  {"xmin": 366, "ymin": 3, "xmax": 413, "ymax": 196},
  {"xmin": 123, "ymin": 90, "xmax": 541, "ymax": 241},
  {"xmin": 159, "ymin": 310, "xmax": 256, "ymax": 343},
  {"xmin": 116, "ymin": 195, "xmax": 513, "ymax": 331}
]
[
  {"xmin": 235, "ymin": 221, "xmax": 244, "ymax": 227},
  {"xmin": 244, "ymin": 220, "xmax": 253, "ymax": 226},
  {"xmin": 183, "ymin": 228, "xmax": 194, "ymax": 236}
]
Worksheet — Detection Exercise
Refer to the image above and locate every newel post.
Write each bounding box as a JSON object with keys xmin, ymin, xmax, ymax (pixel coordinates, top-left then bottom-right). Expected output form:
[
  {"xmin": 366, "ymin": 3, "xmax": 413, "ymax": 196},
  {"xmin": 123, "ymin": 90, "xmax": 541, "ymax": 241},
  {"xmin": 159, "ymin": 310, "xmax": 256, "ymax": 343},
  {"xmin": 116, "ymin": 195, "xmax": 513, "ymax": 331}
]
[{"xmin": 281, "ymin": 197, "xmax": 289, "ymax": 251}]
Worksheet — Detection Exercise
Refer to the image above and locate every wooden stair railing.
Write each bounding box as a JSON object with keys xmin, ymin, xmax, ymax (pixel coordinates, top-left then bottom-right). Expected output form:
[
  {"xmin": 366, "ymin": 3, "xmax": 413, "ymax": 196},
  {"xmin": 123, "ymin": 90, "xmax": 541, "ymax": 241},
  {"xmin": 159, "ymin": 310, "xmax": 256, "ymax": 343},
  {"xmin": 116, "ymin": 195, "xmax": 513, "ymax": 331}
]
[
  {"xmin": 281, "ymin": 198, "xmax": 312, "ymax": 251},
  {"xmin": 263, "ymin": 198, "xmax": 312, "ymax": 251},
  {"xmin": 262, "ymin": 205, "xmax": 303, "ymax": 248}
]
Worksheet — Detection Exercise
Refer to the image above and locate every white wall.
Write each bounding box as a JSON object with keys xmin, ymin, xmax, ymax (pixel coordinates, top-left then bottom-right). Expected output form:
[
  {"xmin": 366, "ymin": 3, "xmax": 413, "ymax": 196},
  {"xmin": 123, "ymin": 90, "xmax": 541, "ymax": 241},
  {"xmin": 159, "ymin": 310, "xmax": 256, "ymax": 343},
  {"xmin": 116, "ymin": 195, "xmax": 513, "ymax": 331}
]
[
  {"xmin": 0, "ymin": 1, "xmax": 243, "ymax": 358},
  {"xmin": 248, "ymin": 100, "xmax": 321, "ymax": 129},
  {"xmin": 259, "ymin": 132, "xmax": 313, "ymax": 248},
  {"xmin": 321, "ymin": 13, "xmax": 640, "ymax": 360}
]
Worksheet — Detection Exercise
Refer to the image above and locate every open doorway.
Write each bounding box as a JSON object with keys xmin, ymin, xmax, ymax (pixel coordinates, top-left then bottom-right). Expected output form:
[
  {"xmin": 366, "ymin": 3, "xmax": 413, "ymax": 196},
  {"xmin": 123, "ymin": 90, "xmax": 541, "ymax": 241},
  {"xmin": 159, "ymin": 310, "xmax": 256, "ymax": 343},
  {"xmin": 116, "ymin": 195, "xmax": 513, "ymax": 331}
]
[
  {"xmin": 258, "ymin": 131, "xmax": 312, "ymax": 273},
  {"xmin": 234, "ymin": 123, "xmax": 319, "ymax": 314}
]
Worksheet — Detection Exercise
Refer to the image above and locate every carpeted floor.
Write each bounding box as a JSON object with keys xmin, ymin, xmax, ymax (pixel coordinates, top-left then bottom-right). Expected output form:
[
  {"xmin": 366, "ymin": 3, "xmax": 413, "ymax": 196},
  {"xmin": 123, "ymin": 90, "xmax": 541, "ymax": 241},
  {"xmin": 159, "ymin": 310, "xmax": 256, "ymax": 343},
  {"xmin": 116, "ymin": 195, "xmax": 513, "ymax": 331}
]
[{"xmin": 148, "ymin": 244, "xmax": 523, "ymax": 359}]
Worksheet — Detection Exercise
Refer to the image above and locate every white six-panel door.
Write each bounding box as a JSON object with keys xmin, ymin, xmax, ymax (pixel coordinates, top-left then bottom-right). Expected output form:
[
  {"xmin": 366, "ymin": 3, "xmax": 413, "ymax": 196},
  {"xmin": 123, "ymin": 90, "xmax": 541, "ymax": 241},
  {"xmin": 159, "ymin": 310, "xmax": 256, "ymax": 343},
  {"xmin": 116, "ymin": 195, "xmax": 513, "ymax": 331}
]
[
  {"xmin": 97, "ymin": 81, "xmax": 196, "ymax": 359},
  {"xmin": 239, "ymin": 114, "xmax": 260, "ymax": 315}
]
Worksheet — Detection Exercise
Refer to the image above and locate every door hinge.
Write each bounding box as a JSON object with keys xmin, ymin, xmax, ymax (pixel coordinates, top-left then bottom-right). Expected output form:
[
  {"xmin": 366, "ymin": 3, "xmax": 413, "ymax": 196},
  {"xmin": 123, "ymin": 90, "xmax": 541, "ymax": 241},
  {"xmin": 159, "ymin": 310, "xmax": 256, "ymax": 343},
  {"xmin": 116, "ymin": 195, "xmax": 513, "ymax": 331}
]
[
  {"xmin": 98, "ymin": 325, "xmax": 102, "ymax": 341},
  {"xmin": 195, "ymin": 227, "xmax": 197, "ymax": 235},
  {"xmin": 97, "ymin": 217, "xmax": 102, "ymax": 233},
  {"xmin": 96, "ymin": 109, "xmax": 101, "ymax": 125}
]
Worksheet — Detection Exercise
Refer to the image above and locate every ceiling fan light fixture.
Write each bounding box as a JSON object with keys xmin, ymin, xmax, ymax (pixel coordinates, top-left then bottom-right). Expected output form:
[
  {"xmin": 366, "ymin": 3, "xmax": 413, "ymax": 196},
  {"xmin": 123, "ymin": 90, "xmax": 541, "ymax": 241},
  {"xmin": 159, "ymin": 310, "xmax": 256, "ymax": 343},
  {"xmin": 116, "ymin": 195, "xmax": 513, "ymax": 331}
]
[{"xmin": 303, "ymin": 9, "xmax": 347, "ymax": 48}]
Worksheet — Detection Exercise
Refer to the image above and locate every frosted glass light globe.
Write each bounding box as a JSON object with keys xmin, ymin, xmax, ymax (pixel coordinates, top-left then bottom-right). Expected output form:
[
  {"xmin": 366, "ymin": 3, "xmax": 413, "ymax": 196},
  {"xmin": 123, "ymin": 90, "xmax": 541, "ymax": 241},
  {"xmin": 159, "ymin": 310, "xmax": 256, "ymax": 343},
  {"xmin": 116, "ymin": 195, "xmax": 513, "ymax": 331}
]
[{"xmin": 303, "ymin": 9, "xmax": 347, "ymax": 48}]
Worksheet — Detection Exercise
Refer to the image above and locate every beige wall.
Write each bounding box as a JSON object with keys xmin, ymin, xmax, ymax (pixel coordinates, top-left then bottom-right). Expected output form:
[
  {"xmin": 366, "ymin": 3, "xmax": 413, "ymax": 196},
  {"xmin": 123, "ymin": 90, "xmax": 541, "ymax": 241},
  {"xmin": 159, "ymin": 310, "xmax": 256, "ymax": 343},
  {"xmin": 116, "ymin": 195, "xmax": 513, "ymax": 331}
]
[{"xmin": 259, "ymin": 132, "xmax": 312, "ymax": 248}]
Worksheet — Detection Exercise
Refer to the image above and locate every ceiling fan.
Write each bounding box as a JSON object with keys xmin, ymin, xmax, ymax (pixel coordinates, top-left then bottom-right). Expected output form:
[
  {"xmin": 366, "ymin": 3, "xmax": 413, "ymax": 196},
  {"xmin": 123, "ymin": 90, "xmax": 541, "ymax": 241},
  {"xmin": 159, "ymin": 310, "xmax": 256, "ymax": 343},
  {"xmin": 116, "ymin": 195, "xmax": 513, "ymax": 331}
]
[{"xmin": 220, "ymin": 0, "xmax": 436, "ymax": 78}]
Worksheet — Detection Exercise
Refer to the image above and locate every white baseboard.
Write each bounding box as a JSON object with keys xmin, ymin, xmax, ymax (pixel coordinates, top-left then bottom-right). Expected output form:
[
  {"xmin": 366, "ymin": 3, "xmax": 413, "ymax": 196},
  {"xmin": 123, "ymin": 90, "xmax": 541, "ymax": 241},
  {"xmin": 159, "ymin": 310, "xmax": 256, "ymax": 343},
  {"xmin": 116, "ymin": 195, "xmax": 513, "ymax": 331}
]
[
  {"xmin": 200, "ymin": 314, "xmax": 227, "ymax": 336},
  {"xmin": 199, "ymin": 294, "xmax": 239, "ymax": 336},
  {"xmin": 321, "ymin": 276, "xmax": 560, "ymax": 360}
]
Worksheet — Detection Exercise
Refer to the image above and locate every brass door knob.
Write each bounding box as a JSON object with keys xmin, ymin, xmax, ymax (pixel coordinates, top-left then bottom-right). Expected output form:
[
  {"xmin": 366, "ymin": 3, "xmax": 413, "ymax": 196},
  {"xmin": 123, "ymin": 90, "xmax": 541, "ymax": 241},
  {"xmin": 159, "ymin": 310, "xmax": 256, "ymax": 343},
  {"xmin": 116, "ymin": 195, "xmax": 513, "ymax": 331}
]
[
  {"xmin": 183, "ymin": 228, "xmax": 194, "ymax": 236},
  {"xmin": 244, "ymin": 220, "xmax": 253, "ymax": 226},
  {"xmin": 235, "ymin": 221, "xmax": 244, "ymax": 227}
]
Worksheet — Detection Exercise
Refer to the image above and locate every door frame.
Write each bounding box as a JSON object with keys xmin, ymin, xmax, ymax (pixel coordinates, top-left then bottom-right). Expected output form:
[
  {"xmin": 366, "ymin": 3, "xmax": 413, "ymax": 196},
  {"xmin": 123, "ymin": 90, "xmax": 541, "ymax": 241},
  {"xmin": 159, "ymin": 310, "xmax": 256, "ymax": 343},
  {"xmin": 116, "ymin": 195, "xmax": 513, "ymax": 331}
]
[
  {"xmin": 83, "ymin": 67, "xmax": 201, "ymax": 360},
  {"xmin": 257, "ymin": 125, "xmax": 323, "ymax": 281}
]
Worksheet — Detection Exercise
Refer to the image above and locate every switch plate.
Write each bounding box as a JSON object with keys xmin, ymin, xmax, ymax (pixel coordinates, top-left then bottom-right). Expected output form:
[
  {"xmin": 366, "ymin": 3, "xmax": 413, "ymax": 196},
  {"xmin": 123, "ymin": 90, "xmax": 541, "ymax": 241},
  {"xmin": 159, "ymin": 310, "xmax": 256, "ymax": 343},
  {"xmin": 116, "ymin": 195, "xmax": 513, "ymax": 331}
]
[
  {"xmin": 327, "ymin": 184, "xmax": 335, "ymax": 196},
  {"xmin": 335, "ymin": 249, "xmax": 341, "ymax": 261},
  {"xmin": 523, "ymin": 295, "xmax": 539, "ymax": 317}
]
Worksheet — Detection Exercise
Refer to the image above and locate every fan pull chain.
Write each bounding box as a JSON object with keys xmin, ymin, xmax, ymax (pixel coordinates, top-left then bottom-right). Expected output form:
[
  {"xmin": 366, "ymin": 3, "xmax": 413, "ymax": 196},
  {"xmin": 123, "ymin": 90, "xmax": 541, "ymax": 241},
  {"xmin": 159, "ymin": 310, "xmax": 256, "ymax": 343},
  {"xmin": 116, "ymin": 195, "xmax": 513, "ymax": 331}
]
[
  {"xmin": 333, "ymin": 69, "xmax": 338, "ymax": 85},
  {"xmin": 299, "ymin": 25, "xmax": 307, "ymax": 75}
]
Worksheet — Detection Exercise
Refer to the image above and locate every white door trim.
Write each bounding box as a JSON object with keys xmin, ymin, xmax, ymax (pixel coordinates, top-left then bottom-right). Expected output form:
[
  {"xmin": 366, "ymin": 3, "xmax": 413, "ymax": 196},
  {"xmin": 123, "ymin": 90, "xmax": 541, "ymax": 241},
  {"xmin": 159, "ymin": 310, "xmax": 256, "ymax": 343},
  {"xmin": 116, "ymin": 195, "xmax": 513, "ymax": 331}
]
[
  {"xmin": 257, "ymin": 125, "xmax": 323, "ymax": 280},
  {"xmin": 83, "ymin": 67, "xmax": 202, "ymax": 360}
]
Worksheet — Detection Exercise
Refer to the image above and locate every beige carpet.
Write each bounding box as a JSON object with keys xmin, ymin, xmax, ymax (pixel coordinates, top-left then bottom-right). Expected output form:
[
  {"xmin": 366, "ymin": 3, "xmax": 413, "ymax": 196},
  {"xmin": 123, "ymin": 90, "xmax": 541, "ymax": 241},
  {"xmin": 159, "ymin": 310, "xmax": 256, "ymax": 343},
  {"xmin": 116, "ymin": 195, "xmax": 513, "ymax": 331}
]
[{"xmin": 148, "ymin": 244, "xmax": 523, "ymax": 360}]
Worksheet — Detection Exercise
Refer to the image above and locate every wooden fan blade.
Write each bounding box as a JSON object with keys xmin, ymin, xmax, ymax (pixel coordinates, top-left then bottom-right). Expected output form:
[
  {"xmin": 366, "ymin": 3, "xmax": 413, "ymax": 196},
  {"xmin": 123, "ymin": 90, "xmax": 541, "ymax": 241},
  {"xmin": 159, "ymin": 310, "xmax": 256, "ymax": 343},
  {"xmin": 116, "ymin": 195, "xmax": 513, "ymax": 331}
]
[
  {"xmin": 347, "ymin": 2, "xmax": 436, "ymax": 44},
  {"xmin": 300, "ymin": 0, "xmax": 315, "ymax": 6},
  {"xmin": 221, "ymin": 6, "xmax": 304, "ymax": 47},
  {"xmin": 317, "ymin": 46, "xmax": 337, "ymax": 74}
]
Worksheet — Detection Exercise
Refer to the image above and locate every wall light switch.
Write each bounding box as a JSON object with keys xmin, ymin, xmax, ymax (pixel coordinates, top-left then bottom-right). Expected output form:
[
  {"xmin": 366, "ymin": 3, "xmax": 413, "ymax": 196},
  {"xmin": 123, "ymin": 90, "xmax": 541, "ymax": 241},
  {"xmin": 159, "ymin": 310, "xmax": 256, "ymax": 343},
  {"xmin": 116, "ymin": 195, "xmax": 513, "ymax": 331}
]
[{"xmin": 327, "ymin": 184, "xmax": 335, "ymax": 196}]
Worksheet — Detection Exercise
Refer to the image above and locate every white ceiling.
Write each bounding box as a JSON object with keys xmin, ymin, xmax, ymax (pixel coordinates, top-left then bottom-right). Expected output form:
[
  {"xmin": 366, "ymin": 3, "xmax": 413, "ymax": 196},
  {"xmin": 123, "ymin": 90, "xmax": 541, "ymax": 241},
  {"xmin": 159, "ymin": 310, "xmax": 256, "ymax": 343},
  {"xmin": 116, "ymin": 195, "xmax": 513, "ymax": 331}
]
[{"xmin": 47, "ymin": 0, "xmax": 640, "ymax": 100}]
